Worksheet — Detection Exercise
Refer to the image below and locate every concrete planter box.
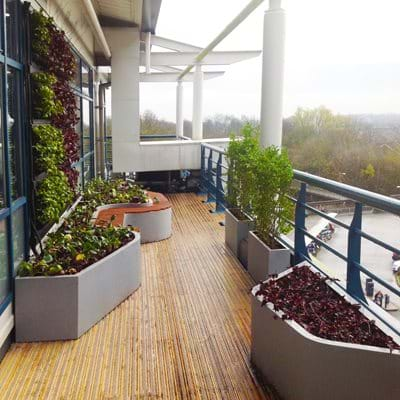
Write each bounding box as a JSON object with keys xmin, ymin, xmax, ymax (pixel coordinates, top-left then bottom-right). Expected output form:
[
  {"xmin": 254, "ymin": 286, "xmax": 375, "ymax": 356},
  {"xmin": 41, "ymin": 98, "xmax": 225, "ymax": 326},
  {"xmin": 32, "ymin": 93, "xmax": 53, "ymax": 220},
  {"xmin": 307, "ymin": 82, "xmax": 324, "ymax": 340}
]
[
  {"xmin": 225, "ymin": 208, "xmax": 254, "ymax": 259},
  {"xmin": 251, "ymin": 267, "xmax": 400, "ymax": 400},
  {"xmin": 123, "ymin": 208, "xmax": 172, "ymax": 243},
  {"xmin": 15, "ymin": 233, "xmax": 141, "ymax": 342},
  {"xmin": 247, "ymin": 231, "xmax": 290, "ymax": 282}
]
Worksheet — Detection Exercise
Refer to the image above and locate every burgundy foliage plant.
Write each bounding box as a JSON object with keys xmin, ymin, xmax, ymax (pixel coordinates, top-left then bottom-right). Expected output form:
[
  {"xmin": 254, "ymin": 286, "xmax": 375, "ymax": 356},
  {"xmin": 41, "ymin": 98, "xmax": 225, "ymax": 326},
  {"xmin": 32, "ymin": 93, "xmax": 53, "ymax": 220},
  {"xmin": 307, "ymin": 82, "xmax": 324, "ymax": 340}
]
[
  {"xmin": 256, "ymin": 266, "xmax": 400, "ymax": 350},
  {"xmin": 48, "ymin": 26, "xmax": 76, "ymax": 82}
]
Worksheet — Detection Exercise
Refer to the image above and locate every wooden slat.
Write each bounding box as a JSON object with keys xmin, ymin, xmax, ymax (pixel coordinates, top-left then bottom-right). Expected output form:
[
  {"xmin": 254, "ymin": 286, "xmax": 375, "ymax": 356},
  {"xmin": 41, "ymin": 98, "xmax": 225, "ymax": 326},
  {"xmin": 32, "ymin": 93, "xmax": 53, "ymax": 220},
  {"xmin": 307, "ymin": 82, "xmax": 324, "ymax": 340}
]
[{"xmin": 0, "ymin": 193, "xmax": 276, "ymax": 400}]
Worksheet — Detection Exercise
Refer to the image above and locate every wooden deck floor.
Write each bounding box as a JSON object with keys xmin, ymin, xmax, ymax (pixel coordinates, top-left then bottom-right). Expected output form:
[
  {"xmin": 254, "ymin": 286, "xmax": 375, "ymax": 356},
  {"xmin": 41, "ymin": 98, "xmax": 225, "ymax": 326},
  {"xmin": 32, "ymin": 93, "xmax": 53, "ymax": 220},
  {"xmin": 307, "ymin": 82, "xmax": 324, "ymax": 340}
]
[{"xmin": 0, "ymin": 193, "xmax": 275, "ymax": 400}]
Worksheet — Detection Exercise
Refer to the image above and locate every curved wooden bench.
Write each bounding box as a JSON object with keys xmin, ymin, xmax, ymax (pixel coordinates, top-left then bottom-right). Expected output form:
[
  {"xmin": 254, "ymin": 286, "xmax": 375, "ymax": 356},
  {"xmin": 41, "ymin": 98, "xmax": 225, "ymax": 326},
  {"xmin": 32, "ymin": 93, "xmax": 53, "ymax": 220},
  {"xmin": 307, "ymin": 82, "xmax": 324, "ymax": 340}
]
[{"xmin": 94, "ymin": 192, "xmax": 172, "ymax": 243}]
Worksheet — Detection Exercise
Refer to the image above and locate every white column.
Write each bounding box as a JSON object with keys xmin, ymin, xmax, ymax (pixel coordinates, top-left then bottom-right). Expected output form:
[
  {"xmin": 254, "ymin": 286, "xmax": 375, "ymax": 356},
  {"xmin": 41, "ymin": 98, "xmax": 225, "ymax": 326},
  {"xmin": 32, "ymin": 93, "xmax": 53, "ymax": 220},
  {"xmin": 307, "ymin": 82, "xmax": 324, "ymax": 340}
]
[
  {"xmin": 145, "ymin": 32, "xmax": 151, "ymax": 74},
  {"xmin": 176, "ymin": 81, "xmax": 184, "ymax": 138},
  {"xmin": 260, "ymin": 0, "xmax": 286, "ymax": 148},
  {"xmin": 104, "ymin": 28, "xmax": 140, "ymax": 172},
  {"xmin": 192, "ymin": 64, "xmax": 204, "ymax": 140}
]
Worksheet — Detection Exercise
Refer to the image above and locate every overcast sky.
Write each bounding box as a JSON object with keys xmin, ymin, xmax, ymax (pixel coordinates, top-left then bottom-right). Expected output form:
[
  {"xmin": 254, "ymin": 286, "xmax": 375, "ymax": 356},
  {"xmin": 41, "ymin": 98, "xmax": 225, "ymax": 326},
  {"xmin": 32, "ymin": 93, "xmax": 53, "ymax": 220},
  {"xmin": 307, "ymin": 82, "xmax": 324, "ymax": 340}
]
[{"xmin": 138, "ymin": 0, "xmax": 400, "ymax": 122}]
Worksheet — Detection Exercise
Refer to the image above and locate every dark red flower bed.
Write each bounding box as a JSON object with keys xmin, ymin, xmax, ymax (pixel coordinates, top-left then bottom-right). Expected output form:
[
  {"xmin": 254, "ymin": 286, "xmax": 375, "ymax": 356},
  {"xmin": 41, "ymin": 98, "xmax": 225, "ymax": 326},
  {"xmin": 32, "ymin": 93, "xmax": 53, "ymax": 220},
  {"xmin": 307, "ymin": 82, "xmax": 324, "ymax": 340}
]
[{"xmin": 255, "ymin": 266, "xmax": 400, "ymax": 350}]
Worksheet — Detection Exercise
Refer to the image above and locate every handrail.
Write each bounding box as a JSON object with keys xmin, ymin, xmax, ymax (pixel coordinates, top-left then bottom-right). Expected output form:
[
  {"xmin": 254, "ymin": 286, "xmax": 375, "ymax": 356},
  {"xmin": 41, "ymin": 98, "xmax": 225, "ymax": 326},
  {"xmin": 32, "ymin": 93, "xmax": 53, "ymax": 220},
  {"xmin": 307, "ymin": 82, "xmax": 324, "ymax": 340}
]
[
  {"xmin": 202, "ymin": 143, "xmax": 227, "ymax": 154},
  {"xmin": 294, "ymin": 170, "xmax": 400, "ymax": 216},
  {"xmin": 200, "ymin": 143, "xmax": 400, "ymax": 336}
]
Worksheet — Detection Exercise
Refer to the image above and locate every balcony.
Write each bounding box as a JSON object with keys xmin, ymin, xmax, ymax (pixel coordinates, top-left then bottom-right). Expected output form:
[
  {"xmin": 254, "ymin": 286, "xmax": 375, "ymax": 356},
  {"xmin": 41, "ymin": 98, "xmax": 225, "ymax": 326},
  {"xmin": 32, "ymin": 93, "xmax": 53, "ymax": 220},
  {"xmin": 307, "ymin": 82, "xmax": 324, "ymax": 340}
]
[{"xmin": 0, "ymin": 193, "xmax": 277, "ymax": 400}]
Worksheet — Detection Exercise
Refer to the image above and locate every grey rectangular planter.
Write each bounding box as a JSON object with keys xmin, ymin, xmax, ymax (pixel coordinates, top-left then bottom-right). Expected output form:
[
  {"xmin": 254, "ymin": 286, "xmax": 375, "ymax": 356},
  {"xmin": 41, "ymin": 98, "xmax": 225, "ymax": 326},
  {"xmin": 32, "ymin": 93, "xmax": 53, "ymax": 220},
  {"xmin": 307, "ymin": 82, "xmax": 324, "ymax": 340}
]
[
  {"xmin": 15, "ymin": 233, "xmax": 141, "ymax": 342},
  {"xmin": 247, "ymin": 231, "xmax": 290, "ymax": 282},
  {"xmin": 225, "ymin": 208, "xmax": 254, "ymax": 258},
  {"xmin": 251, "ymin": 266, "xmax": 400, "ymax": 400}
]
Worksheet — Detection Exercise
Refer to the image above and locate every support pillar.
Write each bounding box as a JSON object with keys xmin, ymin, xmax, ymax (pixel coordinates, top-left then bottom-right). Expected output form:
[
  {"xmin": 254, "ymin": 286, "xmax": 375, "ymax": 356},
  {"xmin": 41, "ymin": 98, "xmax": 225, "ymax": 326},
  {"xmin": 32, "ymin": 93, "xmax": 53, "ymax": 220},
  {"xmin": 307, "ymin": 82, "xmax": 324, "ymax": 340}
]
[
  {"xmin": 104, "ymin": 27, "xmax": 140, "ymax": 172},
  {"xmin": 145, "ymin": 31, "xmax": 151, "ymax": 74},
  {"xmin": 192, "ymin": 64, "xmax": 204, "ymax": 140},
  {"xmin": 176, "ymin": 81, "xmax": 184, "ymax": 138},
  {"xmin": 260, "ymin": 0, "xmax": 286, "ymax": 148}
]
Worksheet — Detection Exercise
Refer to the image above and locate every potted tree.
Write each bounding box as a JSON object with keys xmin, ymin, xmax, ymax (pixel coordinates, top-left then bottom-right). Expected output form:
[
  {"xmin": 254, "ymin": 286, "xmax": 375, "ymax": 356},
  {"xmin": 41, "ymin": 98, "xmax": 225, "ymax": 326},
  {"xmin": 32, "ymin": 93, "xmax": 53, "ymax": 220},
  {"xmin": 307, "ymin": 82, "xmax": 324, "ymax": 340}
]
[
  {"xmin": 247, "ymin": 146, "xmax": 293, "ymax": 282},
  {"xmin": 225, "ymin": 124, "xmax": 259, "ymax": 266},
  {"xmin": 251, "ymin": 264, "xmax": 400, "ymax": 400}
]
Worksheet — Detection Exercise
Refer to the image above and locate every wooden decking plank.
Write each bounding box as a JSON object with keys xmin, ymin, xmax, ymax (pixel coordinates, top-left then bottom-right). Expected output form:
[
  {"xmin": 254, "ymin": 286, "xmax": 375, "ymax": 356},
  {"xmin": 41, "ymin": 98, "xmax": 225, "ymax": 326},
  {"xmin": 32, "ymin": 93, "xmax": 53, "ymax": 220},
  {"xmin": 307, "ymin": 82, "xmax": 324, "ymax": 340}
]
[{"xmin": 0, "ymin": 193, "xmax": 273, "ymax": 400}]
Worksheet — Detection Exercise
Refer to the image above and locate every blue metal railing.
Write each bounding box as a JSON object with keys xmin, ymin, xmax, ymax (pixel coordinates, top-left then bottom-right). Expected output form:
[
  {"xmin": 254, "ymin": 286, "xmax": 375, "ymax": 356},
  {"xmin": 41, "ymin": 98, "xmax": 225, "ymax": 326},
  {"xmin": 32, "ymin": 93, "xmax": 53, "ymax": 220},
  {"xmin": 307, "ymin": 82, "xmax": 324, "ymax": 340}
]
[
  {"xmin": 200, "ymin": 143, "xmax": 400, "ymax": 336},
  {"xmin": 200, "ymin": 144, "xmax": 228, "ymax": 212}
]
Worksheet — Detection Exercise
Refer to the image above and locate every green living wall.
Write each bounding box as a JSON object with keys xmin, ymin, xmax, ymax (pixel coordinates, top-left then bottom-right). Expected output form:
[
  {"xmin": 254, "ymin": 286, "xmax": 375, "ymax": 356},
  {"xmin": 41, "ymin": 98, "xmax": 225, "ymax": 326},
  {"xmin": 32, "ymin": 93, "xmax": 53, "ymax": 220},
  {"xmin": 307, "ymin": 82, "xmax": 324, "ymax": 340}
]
[{"xmin": 30, "ymin": 10, "xmax": 80, "ymax": 226}]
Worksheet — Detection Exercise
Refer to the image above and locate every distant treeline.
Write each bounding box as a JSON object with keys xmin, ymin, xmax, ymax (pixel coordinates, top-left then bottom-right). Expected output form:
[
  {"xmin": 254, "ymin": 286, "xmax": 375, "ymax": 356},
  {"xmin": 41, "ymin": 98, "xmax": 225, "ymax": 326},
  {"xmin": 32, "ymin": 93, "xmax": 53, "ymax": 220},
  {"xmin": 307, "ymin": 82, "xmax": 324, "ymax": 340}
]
[{"xmin": 107, "ymin": 108, "xmax": 400, "ymax": 195}]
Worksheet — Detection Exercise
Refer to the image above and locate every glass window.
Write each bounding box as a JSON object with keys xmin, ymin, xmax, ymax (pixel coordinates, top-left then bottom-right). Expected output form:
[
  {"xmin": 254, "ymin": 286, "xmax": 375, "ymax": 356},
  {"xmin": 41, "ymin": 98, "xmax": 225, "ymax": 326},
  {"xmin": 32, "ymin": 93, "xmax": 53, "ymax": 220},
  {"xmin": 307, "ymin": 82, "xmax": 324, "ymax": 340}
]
[
  {"xmin": 73, "ymin": 53, "xmax": 81, "ymax": 90},
  {"xmin": 82, "ymin": 63, "xmax": 90, "ymax": 96},
  {"xmin": 83, "ymin": 154, "xmax": 93, "ymax": 183},
  {"xmin": 0, "ymin": 219, "xmax": 9, "ymax": 304},
  {"xmin": 12, "ymin": 206, "xmax": 24, "ymax": 268},
  {"xmin": 82, "ymin": 99, "xmax": 92, "ymax": 155},
  {"xmin": 0, "ymin": 66, "xmax": 5, "ymax": 209},
  {"xmin": 75, "ymin": 162, "xmax": 82, "ymax": 189},
  {"xmin": 7, "ymin": 67, "xmax": 23, "ymax": 200},
  {"xmin": 6, "ymin": 0, "xmax": 20, "ymax": 61}
]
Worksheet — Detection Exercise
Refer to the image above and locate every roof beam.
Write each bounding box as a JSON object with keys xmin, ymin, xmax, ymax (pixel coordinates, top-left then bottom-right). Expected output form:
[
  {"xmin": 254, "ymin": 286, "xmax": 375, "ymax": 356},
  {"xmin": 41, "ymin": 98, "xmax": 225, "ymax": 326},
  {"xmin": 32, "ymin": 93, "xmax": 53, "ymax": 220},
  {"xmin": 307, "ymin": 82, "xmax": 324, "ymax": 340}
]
[
  {"xmin": 178, "ymin": 0, "xmax": 265, "ymax": 80},
  {"xmin": 98, "ymin": 15, "xmax": 138, "ymax": 28},
  {"xmin": 139, "ymin": 50, "xmax": 261, "ymax": 66},
  {"xmin": 140, "ymin": 71, "xmax": 225, "ymax": 82},
  {"xmin": 152, "ymin": 66, "xmax": 183, "ymax": 73},
  {"xmin": 151, "ymin": 36, "xmax": 202, "ymax": 52}
]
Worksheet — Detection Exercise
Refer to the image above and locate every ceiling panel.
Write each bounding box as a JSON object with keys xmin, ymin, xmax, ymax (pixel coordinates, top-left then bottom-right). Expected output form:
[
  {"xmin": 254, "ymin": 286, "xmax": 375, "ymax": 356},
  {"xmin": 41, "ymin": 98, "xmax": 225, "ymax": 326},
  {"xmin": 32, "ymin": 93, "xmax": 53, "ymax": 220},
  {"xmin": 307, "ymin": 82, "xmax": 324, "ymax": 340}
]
[{"xmin": 94, "ymin": 0, "xmax": 142, "ymax": 25}]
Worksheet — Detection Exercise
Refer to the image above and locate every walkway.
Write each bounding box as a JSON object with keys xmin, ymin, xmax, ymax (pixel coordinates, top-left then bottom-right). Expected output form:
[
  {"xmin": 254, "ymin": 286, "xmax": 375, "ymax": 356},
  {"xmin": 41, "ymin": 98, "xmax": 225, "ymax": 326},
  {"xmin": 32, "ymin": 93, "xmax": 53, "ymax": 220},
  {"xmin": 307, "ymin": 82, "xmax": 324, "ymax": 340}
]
[{"xmin": 0, "ymin": 193, "xmax": 275, "ymax": 399}]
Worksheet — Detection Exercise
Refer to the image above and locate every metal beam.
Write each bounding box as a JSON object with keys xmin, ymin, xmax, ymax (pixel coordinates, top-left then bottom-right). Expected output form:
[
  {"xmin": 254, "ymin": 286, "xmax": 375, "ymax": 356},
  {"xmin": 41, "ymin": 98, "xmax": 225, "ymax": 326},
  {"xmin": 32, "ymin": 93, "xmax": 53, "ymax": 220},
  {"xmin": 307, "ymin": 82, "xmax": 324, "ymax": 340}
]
[
  {"xmin": 178, "ymin": 0, "xmax": 265, "ymax": 80},
  {"xmin": 140, "ymin": 50, "xmax": 261, "ymax": 66},
  {"xmin": 151, "ymin": 36, "xmax": 202, "ymax": 52},
  {"xmin": 152, "ymin": 66, "xmax": 183, "ymax": 73},
  {"xmin": 139, "ymin": 71, "xmax": 225, "ymax": 82},
  {"xmin": 81, "ymin": 0, "xmax": 111, "ymax": 59}
]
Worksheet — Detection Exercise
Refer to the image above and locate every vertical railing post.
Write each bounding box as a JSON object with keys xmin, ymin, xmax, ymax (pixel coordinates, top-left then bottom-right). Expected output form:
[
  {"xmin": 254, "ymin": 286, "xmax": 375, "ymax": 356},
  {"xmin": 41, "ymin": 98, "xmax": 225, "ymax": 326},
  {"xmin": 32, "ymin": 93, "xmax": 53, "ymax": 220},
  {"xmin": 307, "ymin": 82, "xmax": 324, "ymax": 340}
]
[
  {"xmin": 199, "ymin": 145, "xmax": 206, "ymax": 194},
  {"xmin": 347, "ymin": 202, "xmax": 366, "ymax": 303},
  {"xmin": 294, "ymin": 183, "xmax": 308, "ymax": 265},
  {"xmin": 205, "ymin": 149, "xmax": 213, "ymax": 203},
  {"xmin": 215, "ymin": 152, "xmax": 224, "ymax": 213}
]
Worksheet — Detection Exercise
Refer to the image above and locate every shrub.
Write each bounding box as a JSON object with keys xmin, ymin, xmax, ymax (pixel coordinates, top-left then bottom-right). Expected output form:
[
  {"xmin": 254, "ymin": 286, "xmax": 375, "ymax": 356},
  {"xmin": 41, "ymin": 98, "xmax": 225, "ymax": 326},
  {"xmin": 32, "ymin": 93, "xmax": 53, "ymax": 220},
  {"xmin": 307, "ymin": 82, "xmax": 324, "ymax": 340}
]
[
  {"xmin": 251, "ymin": 146, "xmax": 294, "ymax": 247},
  {"xmin": 36, "ymin": 167, "xmax": 73, "ymax": 224},
  {"xmin": 31, "ymin": 72, "xmax": 63, "ymax": 119},
  {"xmin": 33, "ymin": 125, "xmax": 65, "ymax": 172},
  {"xmin": 226, "ymin": 124, "xmax": 260, "ymax": 214},
  {"xmin": 19, "ymin": 180, "xmax": 147, "ymax": 277},
  {"xmin": 31, "ymin": 10, "xmax": 52, "ymax": 61}
]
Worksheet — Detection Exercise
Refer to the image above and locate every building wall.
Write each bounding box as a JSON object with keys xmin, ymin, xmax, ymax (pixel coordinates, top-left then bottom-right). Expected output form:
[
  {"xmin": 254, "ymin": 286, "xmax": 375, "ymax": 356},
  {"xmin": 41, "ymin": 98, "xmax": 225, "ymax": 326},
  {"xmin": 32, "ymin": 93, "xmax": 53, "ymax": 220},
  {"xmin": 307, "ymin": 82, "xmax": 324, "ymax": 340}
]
[{"xmin": 32, "ymin": 0, "xmax": 95, "ymax": 66}]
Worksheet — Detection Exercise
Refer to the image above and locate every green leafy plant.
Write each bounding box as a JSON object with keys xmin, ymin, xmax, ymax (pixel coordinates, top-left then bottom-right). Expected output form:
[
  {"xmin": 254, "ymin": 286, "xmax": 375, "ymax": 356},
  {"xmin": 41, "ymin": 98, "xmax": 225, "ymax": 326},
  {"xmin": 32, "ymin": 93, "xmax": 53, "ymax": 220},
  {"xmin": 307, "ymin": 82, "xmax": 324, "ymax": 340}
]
[
  {"xmin": 19, "ymin": 179, "xmax": 147, "ymax": 277},
  {"xmin": 226, "ymin": 124, "xmax": 260, "ymax": 216},
  {"xmin": 251, "ymin": 146, "xmax": 294, "ymax": 248},
  {"xmin": 31, "ymin": 10, "xmax": 52, "ymax": 60},
  {"xmin": 36, "ymin": 167, "xmax": 73, "ymax": 224},
  {"xmin": 33, "ymin": 125, "xmax": 65, "ymax": 172},
  {"xmin": 31, "ymin": 72, "xmax": 63, "ymax": 119},
  {"xmin": 84, "ymin": 179, "xmax": 148, "ymax": 205}
]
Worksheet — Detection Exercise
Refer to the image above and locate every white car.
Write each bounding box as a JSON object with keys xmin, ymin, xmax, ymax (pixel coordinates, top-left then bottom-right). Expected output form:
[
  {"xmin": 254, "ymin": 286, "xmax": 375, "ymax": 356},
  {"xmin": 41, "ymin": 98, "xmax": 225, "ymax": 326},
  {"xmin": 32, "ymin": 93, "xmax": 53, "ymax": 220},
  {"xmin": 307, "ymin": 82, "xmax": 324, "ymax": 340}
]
[{"xmin": 392, "ymin": 260, "xmax": 400, "ymax": 273}]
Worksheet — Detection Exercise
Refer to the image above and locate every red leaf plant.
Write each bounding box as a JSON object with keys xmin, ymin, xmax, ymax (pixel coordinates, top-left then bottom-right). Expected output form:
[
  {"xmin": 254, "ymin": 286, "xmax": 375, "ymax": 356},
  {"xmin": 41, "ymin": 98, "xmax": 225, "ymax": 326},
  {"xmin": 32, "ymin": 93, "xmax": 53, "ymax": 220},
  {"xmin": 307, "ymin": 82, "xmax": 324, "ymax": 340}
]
[
  {"xmin": 256, "ymin": 266, "xmax": 400, "ymax": 350},
  {"xmin": 48, "ymin": 26, "xmax": 76, "ymax": 82}
]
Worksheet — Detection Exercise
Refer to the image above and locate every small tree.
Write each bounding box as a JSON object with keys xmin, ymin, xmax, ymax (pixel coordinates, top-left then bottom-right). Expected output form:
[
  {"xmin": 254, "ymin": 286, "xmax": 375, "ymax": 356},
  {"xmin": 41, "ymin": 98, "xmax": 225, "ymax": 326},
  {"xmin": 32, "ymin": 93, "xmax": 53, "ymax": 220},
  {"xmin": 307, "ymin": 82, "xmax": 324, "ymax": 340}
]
[
  {"xmin": 226, "ymin": 124, "xmax": 260, "ymax": 214},
  {"xmin": 251, "ymin": 146, "xmax": 294, "ymax": 248}
]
